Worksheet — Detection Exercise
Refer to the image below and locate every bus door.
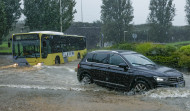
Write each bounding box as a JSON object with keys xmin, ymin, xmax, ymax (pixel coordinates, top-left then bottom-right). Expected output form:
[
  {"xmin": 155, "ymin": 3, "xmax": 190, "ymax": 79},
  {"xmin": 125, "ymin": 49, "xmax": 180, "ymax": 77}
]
[
  {"xmin": 62, "ymin": 37, "xmax": 69, "ymax": 63},
  {"xmin": 62, "ymin": 52, "xmax": 68, "ymax": 63},
  {"xmin": 42, "ymin": 39, "xmax": 51, "ymax": 58}
]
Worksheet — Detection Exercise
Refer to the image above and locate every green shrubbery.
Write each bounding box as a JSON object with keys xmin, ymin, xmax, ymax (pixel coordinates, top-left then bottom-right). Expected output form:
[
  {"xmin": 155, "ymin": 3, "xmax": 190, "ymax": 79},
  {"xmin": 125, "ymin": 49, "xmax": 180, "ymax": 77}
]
[
  {"xmin": 136, "ymin": 42, "xmax": 154, "ymax": 55},
  {"xmin": 178, "ymin": 45, "xmax": 190, "ymax": 69},
  {"xmin": 179, "ymin": 45, "xmax": 190, "ymax": 56},
  {"xmin": 107, "ymin": 42, "xmax": 190, "ymax": 70},
  {"xmin": 147, "ymin": 45, "xmax": 177, "ymax": 56},
  {"xmin": 107, "ymin": 43, "xmax": 136, "ymax": 50}
]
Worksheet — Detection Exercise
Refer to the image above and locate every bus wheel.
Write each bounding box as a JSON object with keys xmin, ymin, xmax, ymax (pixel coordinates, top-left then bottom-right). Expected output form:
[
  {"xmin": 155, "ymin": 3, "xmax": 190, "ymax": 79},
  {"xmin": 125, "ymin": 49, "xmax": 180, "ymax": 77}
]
[
  {"xmin": 55, "ymin": 56, "xmax": 60, "ymax": 64},
  {"xmin": 77, "ymin": 53, "xmax": 81, "ymax": 59}
]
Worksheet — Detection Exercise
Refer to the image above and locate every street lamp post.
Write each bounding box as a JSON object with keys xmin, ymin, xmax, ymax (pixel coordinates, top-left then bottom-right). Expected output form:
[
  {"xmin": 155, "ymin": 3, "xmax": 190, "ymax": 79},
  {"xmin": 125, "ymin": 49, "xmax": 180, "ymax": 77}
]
[
  {"xmin": 81, "ymin": 0, "xmax": 83, "ymax": 22},
  {"xmin": 124, "ymin": 31, "xmax": 128, "ymax": 42},
  {"xmin": 60, "ymin": 0, "xmax": 62, "ymax": 32}
]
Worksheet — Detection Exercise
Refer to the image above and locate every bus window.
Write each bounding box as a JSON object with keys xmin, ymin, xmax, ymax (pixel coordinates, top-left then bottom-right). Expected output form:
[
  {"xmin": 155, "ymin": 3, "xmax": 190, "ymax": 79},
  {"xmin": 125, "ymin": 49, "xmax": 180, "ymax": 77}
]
[{"xmin": 43, "ymin": 41, "xmax": 46, "ymax": 47}]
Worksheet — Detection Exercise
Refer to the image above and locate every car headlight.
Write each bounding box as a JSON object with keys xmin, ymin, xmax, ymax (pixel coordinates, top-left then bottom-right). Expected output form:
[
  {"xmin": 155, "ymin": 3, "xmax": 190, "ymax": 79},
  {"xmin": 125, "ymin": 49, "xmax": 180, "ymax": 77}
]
[{"xmin": 154, "ymin": 76, "xmax": 168, "ymax": 82}]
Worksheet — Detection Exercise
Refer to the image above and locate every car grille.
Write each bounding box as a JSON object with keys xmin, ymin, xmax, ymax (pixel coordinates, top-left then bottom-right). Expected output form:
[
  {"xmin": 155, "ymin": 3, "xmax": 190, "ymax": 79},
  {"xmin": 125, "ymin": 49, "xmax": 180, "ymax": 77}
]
[{"xmin": 168, "ymin": 76, "xmax": 184, "ymax": 83}]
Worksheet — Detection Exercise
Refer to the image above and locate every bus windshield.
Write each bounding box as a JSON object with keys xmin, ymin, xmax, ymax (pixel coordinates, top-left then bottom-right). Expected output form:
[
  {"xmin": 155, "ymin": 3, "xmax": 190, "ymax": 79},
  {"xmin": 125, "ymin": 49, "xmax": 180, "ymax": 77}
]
[{"xmin": 13, "ymin": 34, "xmax": 40, "ymax": 58}]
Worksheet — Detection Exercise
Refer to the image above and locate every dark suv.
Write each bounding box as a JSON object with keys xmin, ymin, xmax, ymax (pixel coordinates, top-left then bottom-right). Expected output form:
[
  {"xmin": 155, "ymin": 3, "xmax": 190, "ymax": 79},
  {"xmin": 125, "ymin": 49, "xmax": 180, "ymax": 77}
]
[{"xmin": 77, "ymin": 50, "xmax": 185, "ymax": 92}]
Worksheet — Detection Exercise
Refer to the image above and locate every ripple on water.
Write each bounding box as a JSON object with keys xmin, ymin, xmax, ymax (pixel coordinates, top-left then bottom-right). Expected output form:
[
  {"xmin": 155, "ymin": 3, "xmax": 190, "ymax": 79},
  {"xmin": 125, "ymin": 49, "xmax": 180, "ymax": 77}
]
[
  {"xmin": 146, "ymin": 88, "xmax": 190, "ymax": 98},
  {"xmin": 0, "ymin": 84, "xmax": 108, "ymax": 93},
  {"xmin": 185, "ymin": 101, "xmax": 190, "ymax": 111},
  {"xmin": 34, "ymin": 64, "xmax": 75, "ymax": 72}
]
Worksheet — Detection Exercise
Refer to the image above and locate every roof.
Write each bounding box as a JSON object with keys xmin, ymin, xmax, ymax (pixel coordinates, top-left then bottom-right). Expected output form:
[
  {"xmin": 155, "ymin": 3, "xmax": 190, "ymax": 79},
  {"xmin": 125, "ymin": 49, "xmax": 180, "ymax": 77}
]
[
  {"xmin": 29, "ymin": 31, "xmax": 64, "ymax": 35},
  {"xmin": 13, "ymin": 31, "xmax": 85, "ymax": 38},
  {"xmin": 91, "ymin": 50, "xmax": 138, "ymax": 54}
]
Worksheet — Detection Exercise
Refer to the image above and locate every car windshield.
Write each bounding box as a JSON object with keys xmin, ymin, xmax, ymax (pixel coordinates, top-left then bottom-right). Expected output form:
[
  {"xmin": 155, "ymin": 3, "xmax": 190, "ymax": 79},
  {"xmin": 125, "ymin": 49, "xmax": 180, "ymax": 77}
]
[{"xmin": 123, "ymin": 54, "xmax": 155, "ymax": 66}]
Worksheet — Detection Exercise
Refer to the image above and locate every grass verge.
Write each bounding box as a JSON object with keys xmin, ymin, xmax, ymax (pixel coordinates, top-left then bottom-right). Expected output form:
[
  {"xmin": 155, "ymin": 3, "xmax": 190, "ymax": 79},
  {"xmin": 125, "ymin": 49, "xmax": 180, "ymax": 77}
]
[{"xmin": 0, "ymin": 42, "xmax": 12, "ymax": 54}]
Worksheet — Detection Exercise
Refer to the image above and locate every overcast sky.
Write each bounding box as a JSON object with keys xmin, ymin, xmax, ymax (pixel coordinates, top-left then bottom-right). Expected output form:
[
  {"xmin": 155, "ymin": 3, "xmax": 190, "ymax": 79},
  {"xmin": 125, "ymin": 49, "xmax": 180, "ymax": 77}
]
[{"xmin": 74, "ymin": 0, "xmax": 187, "ymax": 26}]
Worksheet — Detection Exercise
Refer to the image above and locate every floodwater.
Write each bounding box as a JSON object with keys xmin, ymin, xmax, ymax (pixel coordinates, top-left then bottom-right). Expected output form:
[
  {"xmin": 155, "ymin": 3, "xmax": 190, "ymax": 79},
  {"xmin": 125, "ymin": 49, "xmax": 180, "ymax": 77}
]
[{"xmin": 0, "ymin": 55, "xmax": 190, "ymax": 111}]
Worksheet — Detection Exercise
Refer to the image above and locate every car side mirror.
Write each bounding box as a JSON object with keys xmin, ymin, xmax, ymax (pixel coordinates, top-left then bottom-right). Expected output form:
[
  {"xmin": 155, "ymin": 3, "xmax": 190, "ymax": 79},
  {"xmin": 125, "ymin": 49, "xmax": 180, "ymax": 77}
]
[{"xmin": 119, "ymin": 63, "xmax": 129, "ymax": 69}]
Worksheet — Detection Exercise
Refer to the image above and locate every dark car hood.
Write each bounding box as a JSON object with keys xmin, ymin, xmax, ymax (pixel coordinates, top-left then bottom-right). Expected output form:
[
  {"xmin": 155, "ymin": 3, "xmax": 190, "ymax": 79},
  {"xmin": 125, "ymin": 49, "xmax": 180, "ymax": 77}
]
[{"xmin": 134, "ymin": 65, "xmax": 182, "ymax": 77}]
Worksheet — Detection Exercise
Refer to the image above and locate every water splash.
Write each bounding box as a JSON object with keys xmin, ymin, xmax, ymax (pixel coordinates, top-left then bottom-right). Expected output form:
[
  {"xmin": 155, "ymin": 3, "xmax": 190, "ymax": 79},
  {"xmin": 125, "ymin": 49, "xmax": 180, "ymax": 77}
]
[
  {"xmin": 33, "ymin": 63, "xmax": 43, "ymax": 68},
  {"xmin": 0, "ymin": 64, "xmax": 18, "ymax": 69},
  {"xmin": 63, "ymin": 66, "xmax": 75, "ymax": 72},
  {"xmin": 146, "ymin": 88, "xmax": 190, "ymax": 98}
]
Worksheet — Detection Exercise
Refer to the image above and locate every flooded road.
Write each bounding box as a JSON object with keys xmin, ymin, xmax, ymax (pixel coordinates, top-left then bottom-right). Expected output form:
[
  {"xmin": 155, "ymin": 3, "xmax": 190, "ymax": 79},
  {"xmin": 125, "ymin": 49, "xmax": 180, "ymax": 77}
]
[{"xmin": 1, "ymin": 55, "xmax": 190, "ymax": 111}]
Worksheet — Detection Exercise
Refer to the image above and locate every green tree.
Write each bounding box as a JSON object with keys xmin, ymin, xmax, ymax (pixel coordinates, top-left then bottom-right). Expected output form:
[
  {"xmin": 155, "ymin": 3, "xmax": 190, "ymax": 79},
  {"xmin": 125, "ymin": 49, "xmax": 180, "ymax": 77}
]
[
  {"xmin": 0, "ymin": 0, "xmax": 6, "ymax": 44},
  {"xmin": 101, "ymin": 0, "xmax": 134, "ymax": 44},
  {"xmin": 148, "ymin": 0, "xmax": 175, "ymax": 42},
  {"xmin": 23, "ymin": 0, "xmax": 76, "ymax": 32},
  {"xmin": 0, "ymin": 0, "xmax": 21, "ymax": 44},
  {"xmin": 3, "ymin": 0, "xmax": 21, "ymax": 35},
  {"xmin": 185, "ymin": 0, "xmax": 190, "ymax": 25}
]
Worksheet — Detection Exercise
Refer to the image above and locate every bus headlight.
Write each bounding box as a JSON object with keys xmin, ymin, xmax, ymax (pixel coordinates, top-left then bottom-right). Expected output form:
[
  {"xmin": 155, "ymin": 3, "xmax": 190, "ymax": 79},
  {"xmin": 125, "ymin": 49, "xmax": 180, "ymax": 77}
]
[{"xmin": 13, "ymin": 63, "xmax": 18, "ymax": 67}]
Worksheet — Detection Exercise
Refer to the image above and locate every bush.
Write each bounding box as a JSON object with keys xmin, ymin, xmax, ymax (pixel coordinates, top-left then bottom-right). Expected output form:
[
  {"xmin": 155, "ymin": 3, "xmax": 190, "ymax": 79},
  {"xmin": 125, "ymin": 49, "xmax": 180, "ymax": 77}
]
[
  {"xmin": 179, "ymin": 45, "xmax": 190, "ymax": 56},
  {"xmin": 147, "ymin": 54, "xmax": 180, "ymax": 68},
  {"xmin": 118, "ymin": 43, "xmax": 136, "ymax": 50},
  {"xmin": 107, "ymin": 44, "xmax": 119, "ymax": 50},
  {"xmin": 135, "ymin": 42, "xmax": 154, "ymax": 55},
  {"xmin": 178, "ymin": 55, "xmax": 190, "ymax": 69},
  {"xmin": 107, "ymin": 43, "xmax": 136, "ymax": 50},
  {"xmin": 147, "ymin": 45, "xmax": 177, "ymax": 56},
  {"xmin": 178, "ymin": 45, "xmax": 190, "ymax": 70}
]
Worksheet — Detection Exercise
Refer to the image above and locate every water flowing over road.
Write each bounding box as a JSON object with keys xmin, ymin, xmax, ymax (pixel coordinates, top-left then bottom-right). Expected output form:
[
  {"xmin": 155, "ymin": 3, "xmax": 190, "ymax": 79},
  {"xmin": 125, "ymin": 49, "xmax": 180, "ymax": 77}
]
[{"xmin": 1, "ymin": 55, "xmax": 190, "ymax": 111}]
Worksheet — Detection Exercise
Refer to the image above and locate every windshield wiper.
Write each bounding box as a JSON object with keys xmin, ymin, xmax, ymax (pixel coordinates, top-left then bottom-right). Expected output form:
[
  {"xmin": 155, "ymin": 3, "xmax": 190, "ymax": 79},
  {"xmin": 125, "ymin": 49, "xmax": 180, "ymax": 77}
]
[{"xmin": 145, "ymin": 64, "xmax": 156, "ymax": 66}]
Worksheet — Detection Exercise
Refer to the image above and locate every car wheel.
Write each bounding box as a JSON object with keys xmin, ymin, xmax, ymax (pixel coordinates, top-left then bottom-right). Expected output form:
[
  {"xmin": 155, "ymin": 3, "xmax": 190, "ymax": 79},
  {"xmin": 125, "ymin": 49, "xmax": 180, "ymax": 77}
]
[
  {"xmin": 81, "ymin": 74, "xmax": 92, "ymax": 84},
  {"xmin": 133, "ymin": 81, "xmax": 149, "ymax": 93}
]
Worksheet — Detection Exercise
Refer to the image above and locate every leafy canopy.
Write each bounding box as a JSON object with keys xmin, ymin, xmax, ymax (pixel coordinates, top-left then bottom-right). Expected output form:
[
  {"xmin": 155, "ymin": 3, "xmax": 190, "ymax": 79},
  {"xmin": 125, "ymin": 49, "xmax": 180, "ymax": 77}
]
[
  {"xmin": 0, "ymin": 0, "xmax": 21, "ymax": 44},
  {"xmin": 23, "ymin": 0, "xmax": 76, "ymax": 32},
  {"xmin": 148, "ymin": 0, "xmax": 175, "ymax": 43},
  {"xmin": 101, "ymin": 0, "xmax": 134, "ymax": 44}
]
